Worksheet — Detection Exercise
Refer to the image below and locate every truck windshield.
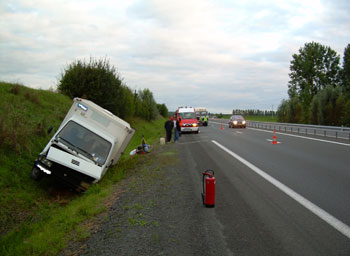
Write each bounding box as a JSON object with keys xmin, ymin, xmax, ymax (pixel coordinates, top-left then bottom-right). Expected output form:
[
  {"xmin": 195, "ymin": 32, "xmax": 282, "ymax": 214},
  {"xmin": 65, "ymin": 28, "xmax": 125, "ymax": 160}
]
[
  {"xmin": 56, "ymin": 121, "xmax": 112, "ymax": 165},
  {"xmin": 179, "ymin": 112, "xmax": 196, "ymax": 119}
]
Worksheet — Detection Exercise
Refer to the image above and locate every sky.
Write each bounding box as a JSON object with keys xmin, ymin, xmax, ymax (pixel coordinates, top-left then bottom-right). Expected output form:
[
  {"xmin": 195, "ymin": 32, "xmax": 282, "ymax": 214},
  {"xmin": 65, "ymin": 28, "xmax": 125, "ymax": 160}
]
[{"xmin": 1, "ymin": 0, "xmax": 349, "ymax": 113}]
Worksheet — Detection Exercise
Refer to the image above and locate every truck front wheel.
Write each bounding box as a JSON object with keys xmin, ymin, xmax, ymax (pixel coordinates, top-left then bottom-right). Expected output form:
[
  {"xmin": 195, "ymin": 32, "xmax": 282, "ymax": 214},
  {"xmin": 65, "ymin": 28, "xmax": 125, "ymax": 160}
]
[{"xmin": 31, "ymin": 166, "xmax": 43, "ymax": 180}]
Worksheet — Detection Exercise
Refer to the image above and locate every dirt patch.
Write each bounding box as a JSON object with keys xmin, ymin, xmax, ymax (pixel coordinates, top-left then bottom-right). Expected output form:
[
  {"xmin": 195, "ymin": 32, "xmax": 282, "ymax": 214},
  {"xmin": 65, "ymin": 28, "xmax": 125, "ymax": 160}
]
[{"xmin": 60, "ymin": 143, "xmax": 180, "ymax": 255}]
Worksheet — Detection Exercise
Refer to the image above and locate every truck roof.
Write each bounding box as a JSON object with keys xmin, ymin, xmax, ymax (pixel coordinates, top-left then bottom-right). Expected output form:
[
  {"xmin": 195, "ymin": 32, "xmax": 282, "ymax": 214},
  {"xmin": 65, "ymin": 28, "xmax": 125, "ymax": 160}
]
[{"xmin": 177, "ymin": 106, "xmax": 195, "ymax": 113}]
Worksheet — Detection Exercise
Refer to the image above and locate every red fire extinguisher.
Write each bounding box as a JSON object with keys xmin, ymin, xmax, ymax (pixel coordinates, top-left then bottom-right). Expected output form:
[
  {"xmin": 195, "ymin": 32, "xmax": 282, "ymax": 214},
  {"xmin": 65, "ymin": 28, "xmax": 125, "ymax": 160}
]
[{"xmin": 201, "ymin": 170, "xmax": 215, "ymax": 207}]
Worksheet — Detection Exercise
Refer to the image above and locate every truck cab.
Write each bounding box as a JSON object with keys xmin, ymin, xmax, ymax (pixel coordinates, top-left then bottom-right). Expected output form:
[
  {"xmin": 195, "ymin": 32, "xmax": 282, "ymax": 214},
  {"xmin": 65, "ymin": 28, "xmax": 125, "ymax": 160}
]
[{"xmin": 175, "ymin": 106, "xmax": 199, "ymax": 133}]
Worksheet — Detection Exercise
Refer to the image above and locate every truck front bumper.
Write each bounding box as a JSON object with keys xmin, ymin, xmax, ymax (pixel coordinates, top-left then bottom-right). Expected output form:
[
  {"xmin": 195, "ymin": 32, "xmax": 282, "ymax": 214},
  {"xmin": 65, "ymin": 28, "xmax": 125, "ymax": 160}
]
[{"xmin": 181, "ymin": 127, "xmax": 199, "ymax": 132}]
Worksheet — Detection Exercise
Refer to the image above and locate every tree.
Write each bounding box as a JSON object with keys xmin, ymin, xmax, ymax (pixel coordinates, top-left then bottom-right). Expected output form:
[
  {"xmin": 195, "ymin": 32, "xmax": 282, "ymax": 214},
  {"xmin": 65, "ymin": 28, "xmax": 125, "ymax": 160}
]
[
  {"xmin": 340, "ymin": 43, "xmax": 350, "ymax": 97},
  {"xmin": 309, "ymin": 86, "xmax": 343, "ymax": 126},
  {"xmin": 157, "ymin": 104, "xmax": 168, "ymax": 118},
  {"xmin": 277, "ymin": 99, "xmax": 289, "ymax": 123},
  {"xmin": 137, "ymin": 89, "xmax": 159, "ymax": 121},
  {"xmin": 288, "ymin": 42, "xmax": 340, "ymax": 122}
]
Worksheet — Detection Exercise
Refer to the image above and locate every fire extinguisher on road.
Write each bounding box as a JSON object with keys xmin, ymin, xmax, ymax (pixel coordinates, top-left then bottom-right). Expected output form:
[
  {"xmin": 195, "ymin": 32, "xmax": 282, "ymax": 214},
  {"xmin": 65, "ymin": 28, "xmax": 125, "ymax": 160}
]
[{"xmin": 201, "ymin": 170, "xmax": 216, "ymax": 207}]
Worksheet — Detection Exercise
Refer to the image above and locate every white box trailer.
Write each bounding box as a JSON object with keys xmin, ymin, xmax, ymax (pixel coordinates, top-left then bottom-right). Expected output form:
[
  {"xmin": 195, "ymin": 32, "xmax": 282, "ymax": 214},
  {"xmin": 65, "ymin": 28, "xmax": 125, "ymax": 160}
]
[{"xmin": 31, "ymin": 98, "xmax": 135, "ymax": 191}]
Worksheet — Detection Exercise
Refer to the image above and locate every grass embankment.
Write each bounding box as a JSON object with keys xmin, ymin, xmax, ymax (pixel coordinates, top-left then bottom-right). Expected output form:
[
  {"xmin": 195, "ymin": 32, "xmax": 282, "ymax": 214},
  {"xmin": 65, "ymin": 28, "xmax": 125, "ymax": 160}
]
[{"xmin": 0, "ymin": 82, "xmax": 166, "ymax": 256}]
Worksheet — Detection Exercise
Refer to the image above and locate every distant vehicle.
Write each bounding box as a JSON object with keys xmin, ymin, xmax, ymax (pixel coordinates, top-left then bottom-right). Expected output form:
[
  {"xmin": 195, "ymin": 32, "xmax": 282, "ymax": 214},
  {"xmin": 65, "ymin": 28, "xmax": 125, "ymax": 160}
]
[
  {"xmin": 195, "ymin": 107, "xmax": 208, "ymax": 126},
  {"xmin": 175, "ymin": 106, "xmax": 199, "ymax": 133},
  {"xmin": 31, "ymin": 98, "xmax": 135, "ymax": 191},
  {"xmin": 228, "ymin": 115, "xmax": 246, "ymax": 128}
]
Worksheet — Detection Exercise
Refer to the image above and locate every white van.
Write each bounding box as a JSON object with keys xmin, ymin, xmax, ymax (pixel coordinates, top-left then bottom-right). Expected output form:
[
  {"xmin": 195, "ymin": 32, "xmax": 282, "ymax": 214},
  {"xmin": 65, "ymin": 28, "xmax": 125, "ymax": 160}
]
[{"xmin": 31, "ymin": 98, "xmax": 135, "ymax": 191}]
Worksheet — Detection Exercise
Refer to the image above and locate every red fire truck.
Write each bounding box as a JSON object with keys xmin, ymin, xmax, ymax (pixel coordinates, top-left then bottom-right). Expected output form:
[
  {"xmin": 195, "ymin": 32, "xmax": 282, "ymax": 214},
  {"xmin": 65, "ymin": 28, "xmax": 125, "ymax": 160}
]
[{"xmin": 175, "ymin": 106, "xmax": 199, "ymax": 133}]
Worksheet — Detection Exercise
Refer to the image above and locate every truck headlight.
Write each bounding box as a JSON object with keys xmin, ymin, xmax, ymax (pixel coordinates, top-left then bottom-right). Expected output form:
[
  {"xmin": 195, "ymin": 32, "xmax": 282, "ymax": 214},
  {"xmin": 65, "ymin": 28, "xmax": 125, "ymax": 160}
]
[
  {"xmin": 242, "ymin": 121, "xmax": 246, "ymax": 124},
  {"xmin": 193, "ymin": 123, "xmax": 198, "ymax": 127},
  {"xmin": 233, "ymin": 121, "xmax": 238, "ymax": 125},
  {"xmin": 42, "ymin": 158, "xmax": 52, "ymax": 167},
  {"xmin": 39, "ymin": 155, "xmax": 52, "ymax": 167}
]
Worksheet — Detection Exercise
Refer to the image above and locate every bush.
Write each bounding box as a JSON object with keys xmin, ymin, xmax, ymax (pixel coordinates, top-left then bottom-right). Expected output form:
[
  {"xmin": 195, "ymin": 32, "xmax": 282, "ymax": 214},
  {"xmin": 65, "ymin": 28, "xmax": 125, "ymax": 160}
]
[
  {"xmin": 57, "ymin": 57, "xmax": 128, "ymax": 118},
  {"xmin": 57, "ymin": 57, "xmax": 163, "ymax": 121},
  {"xmin": 310, "ymin": 86, "xmax": 343, "ymax": 126}
]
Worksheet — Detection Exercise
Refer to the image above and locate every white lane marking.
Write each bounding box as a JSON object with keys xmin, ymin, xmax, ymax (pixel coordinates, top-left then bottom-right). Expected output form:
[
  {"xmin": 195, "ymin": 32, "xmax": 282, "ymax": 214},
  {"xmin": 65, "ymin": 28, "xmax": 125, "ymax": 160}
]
[
  {"xmin": 212, "ymin": 140, "xmax": 350, "ymax": 239},
  {"xmin": 236, "ymin": 131, "xmax": 243, "ymax": 134},
  {"xmin": 266, "ymin": 139, "xmax": 281, "ymax": 144},
  {"xmin": 249, "ymin": 127, "xmax": 350, "ymax": 147},
  {"xmin": 177, "ymin": 140, "xmax": 210, "ymax": 145}
]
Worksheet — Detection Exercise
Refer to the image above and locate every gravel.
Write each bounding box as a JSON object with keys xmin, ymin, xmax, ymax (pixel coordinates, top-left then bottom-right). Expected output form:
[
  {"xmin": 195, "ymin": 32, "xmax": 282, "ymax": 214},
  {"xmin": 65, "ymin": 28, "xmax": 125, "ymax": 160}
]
[{"xmin": 61, "ymin": 143, "xmax": 229, "ymax": 256}]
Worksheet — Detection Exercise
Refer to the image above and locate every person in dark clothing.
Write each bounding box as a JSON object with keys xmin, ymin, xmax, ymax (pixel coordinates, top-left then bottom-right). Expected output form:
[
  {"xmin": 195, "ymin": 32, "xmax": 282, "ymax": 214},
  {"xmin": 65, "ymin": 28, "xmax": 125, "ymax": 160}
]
[
  {"xmin": 164, "ymin": 116, "xmax": 174, "ymax": 142},
  {"xmin": 174, "ymin": 117, "xmax": 181, "ymax": 142}
]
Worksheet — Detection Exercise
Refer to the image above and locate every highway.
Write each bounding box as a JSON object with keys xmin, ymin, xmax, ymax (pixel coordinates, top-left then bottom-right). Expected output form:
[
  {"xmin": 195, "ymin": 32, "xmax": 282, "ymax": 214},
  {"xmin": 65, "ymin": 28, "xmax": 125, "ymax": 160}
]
[{"xmin": 176, "ymin": 121, "xmax": 350, "ymax": 255}]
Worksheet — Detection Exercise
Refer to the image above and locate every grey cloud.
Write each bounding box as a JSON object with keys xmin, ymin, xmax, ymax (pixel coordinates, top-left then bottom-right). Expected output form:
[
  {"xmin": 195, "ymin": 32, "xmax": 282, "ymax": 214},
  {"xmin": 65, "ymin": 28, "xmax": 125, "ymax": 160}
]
[{"xmin": 0, "ymin": 0, "xmax": 349, "ymax": 113}]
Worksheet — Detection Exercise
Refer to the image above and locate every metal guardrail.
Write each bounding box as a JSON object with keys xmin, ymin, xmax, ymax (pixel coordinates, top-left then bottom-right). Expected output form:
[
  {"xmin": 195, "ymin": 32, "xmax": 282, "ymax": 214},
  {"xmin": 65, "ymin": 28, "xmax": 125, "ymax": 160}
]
[{"xmin": 247, "ymin": 121, "xmax": 350, "ymax": 140}]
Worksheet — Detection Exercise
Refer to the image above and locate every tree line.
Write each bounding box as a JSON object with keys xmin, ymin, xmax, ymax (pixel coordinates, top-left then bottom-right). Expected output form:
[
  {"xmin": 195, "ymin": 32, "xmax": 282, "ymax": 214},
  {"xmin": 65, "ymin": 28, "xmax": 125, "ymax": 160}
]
[
  {"xmin": 277, "ymin": 42, "xmax": 350, "ymax": 126},
  {"xmin": 232, "ymin": 109, "xmax": 276, "ymax": 116},
  {"xmin": 57, "ymin": 57, "xmax": 168, "ymax": 121}
]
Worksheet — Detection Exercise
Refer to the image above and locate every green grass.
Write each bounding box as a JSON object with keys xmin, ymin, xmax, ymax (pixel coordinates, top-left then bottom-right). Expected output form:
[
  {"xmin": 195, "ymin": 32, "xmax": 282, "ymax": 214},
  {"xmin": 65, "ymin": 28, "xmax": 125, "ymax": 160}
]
[
  {"xmin": 0, "ymin": 82, "xmax": 166, "ymax": 256},
  {"xmin": 244, "ymin": 115, "xmax": 277, "ymax": 122}
]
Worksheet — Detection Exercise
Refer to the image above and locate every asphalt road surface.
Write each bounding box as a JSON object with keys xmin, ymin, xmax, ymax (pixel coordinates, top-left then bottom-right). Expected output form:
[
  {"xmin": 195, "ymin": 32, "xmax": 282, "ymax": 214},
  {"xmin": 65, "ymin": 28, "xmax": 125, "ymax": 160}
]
[
  {"xmin": 176, "ymin": 121, "xmax": 350, "ymax": 255},
  {"xmin": 68, "ymin": 121, "xmax": 350, "ymax": 256}
]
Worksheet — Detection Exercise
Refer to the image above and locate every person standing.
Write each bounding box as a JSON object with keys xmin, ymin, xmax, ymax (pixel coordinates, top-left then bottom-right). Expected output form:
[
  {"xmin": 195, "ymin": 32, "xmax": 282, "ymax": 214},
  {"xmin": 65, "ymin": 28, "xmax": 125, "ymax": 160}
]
[
  {"xmin": 173, "ymin": 116, "xmax": 181, "ymax": 142},
  {"xmin": 203, "ymin": 116, "xmax": 208, "ymax": 126},
  {"xmin": 164, "ymin": 116, "xmax": 174, "ymax": 143}
]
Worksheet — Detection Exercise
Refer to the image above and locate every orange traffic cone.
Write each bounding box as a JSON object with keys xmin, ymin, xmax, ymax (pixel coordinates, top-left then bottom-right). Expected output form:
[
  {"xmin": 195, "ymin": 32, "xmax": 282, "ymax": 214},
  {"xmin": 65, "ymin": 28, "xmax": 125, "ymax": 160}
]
[
  {"xmin": 272, "ymin": 130, "xmax": 278, "ymax": 144},
  {"xmin": 220, "ymin": 122, "xmax": 224, "ymax": 130}
]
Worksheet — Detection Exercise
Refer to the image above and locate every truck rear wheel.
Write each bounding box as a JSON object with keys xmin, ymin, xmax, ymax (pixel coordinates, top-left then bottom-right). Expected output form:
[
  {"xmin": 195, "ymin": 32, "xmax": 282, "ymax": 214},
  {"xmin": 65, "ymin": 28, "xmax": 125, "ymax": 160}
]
[{"xmin": 31, "ymin": 166, "xmax": 43, "ymax": 181}]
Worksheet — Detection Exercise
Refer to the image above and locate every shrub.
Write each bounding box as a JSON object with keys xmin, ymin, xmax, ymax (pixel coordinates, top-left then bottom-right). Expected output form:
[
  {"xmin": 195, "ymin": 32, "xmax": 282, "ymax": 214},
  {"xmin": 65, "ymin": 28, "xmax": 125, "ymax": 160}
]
[
  {"xmin": 57, "ymin": 57, "xmax": 126, "ymax": 117},
  {"xmin": 24, "ymin": 91, "xmax": 40, "ymax": 105},
  {"xmin": 9, "ymin": 84, "xmax": 22, "ymax": 95}
]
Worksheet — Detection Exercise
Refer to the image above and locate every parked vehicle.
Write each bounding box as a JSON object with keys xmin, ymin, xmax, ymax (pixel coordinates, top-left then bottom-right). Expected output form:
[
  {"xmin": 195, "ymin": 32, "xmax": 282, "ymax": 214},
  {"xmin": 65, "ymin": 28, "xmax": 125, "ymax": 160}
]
[
  {"xmin": 195, "ymin": 107, "xmax": 208, "ymax": 126},
  {"xmin": 228, "ymin": 115, "xmax": 246, "ymax": 128},
  {"xmin": 31, "ymin": 98, "xmax": 135, "ymax": 191},
  {"xmin": 175, "ymin": 106, "xmax": 199, "ymax": 133}
]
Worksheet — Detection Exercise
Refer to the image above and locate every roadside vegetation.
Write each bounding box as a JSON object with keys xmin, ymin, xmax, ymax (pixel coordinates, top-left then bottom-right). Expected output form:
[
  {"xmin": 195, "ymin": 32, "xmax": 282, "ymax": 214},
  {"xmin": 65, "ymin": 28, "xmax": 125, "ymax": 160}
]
[
  {"xmin": 58, "ymin": 57, "xmax": 166, "ymax": 121},
  {"xmin": 0, "ymin": 76, "xmax": 167, "ymax": 254},
  {"xmin": 277, "ymin": 42, "xmax": 350, "ymax": 126},
  {"xmin": 211, "ymin": 113, "xmax": 277, "ymax": 122},
  {"xmin": 244, "ymin": 115, "xmax": 277, "ymax": 122}
]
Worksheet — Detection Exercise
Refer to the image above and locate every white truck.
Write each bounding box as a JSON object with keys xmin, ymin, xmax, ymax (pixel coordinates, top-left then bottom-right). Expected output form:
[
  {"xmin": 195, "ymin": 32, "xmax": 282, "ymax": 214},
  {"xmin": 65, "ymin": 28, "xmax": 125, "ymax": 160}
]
[
  {"xmin": 195, "ymin": 107, "xmax": 208, "ymax": 126},
  {"xmin": 31, "ymin": 98, "xmax": 135, "ymax": 191}
]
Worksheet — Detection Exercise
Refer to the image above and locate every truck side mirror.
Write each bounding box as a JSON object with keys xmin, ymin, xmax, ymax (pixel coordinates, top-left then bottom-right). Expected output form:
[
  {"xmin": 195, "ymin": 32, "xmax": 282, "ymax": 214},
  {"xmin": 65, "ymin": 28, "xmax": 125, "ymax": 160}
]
[{"xmin": 47, "ymin": 126, "xmax": 53, "ymax": 134}]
